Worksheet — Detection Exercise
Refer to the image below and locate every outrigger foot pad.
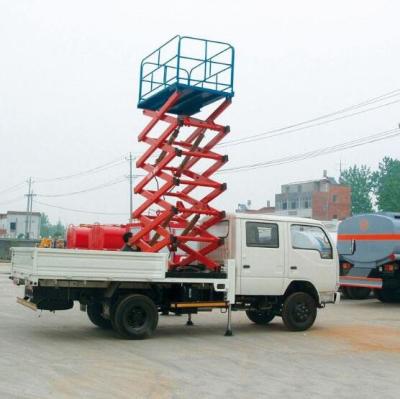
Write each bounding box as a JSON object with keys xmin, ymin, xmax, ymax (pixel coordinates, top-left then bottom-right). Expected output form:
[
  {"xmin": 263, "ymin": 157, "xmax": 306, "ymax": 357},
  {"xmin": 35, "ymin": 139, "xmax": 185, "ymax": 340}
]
[{"xmin": 186, "ymin": 314, "xmax": 194, "ymax": 326}]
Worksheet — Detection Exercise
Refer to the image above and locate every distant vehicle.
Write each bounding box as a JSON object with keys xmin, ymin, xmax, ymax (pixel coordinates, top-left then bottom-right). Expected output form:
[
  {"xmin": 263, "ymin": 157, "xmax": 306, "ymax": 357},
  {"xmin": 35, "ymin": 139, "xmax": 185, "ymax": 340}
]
[
  {"xmin": 38, "ymin": 238, "xmax": 65, "ymax": 249},
  {"xmin": 337, "ymin": 213, "xmax": 400, "ymax": 301},
  {"xmin": 10, "ymin": 214, "xmax": 339, "ymax": 339}
]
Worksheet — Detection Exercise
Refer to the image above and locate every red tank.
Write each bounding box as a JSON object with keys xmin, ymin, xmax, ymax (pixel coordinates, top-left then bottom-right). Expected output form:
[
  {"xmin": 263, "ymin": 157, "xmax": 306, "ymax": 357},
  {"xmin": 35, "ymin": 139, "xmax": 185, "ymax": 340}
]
[
  {"xmin": 88, "ymin": 224, "xmax": 128, "ymax": 250},
  {"xmin": 66, "ymin": 225, "xmax": 91, "ymax": 249}
]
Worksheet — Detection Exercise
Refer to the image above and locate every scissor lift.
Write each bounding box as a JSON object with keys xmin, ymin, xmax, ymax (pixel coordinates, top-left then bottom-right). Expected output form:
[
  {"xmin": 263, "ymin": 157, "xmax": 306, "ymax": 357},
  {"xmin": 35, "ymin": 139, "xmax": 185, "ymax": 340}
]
[{"xmin": 131, "ymin": 36, "xmax": 235, "ymax": 272}]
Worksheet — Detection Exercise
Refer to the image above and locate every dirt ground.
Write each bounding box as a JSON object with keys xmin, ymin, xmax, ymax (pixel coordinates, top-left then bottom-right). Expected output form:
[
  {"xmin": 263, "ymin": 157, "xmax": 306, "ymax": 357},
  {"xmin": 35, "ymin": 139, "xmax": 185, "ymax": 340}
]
[{"xmin": 0, "ymin": 266, "xmax": 399, "ymax": 399}]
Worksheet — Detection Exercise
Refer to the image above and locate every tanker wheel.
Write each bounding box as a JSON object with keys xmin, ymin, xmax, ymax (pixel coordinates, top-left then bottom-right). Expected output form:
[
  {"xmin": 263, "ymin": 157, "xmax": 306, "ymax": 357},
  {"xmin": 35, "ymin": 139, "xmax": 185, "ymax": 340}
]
[
  {"xmin": 345, "ymin": 287, "xmax": 371, "ymax": 300},
  {"xmin": 112, "ymin": 294, "xmax": 158, "ymax": 340},
  {"xmin": 282, "ymin": 292, "xmax": 317, "ymax": 331},
  {"xmin": 246, "ymin": 309, "xmax": 275, "ymax": 325},
  {"xmin": 375, "ymin": 288, "xmax": 400, "ymax": 303},
  {"xmin": 87, "ymin": 302, "xmax": 112, "ymax": 329},
  {"xmin": 340, "ymin": 287, "xmax": 350, "ymax": 299}
]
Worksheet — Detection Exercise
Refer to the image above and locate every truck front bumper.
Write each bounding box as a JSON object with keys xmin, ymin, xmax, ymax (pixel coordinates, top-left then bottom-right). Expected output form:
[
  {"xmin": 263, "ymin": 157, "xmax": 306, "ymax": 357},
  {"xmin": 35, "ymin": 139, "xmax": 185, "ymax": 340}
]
[{"xmin": 319, "ymin": 291, "xmax": 340, "ymax": 305}]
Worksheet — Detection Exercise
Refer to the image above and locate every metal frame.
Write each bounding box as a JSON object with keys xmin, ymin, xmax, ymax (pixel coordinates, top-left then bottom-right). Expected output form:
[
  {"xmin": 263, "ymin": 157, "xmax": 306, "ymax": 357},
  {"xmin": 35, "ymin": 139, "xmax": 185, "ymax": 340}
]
[
  {"xmin": 131, "ymin": 90, "xmax": 231, "ymax": 271},
  {"xmin": 138, "ymin": 35, "xmax": 235, "ymax": 106}
]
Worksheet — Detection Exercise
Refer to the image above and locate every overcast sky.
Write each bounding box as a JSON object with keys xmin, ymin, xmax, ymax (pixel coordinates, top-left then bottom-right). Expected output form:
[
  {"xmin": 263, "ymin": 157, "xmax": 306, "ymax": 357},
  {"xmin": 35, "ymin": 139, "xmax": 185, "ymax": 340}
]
[{"xmin": 1, "ymin": 0, "xmax": 399, "ymax": 225}]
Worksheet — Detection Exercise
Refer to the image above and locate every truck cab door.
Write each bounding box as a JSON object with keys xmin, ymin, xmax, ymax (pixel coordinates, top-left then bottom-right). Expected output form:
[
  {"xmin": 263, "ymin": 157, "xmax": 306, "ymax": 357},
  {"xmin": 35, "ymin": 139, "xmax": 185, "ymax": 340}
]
[
  {"xmin": 239, "ymin": 220, "xmax": 285, "ymax": 295},
  {"xmin": 288, "ymin": 224, "xmax": 338, "ymax": 293}
]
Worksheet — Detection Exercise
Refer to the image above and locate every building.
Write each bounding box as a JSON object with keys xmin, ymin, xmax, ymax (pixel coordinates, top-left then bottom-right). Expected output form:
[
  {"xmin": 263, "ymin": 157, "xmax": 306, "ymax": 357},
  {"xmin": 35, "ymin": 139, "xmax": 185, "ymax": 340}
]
[
  {"xmin": 274, "ymin": 171, "xmax": 351, "ymax": 220},
  {"xmin": 236, "ymin": 201, "xmax": 275, "ymax": 214},
  {"xmin": 0, "ymin": 211, "xmax": 41, "ymax": 239}
]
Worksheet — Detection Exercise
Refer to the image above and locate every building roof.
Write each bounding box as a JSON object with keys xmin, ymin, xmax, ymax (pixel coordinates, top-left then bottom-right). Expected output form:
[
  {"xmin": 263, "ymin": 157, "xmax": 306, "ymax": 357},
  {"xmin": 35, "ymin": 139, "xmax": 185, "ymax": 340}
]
[
  {"xmin": 7, "ymin": 211, "xmax": 41, "ymax": 217},
  {"xmin": 284, "ymin": 176, "xmax": 338, "ymax": 186}
]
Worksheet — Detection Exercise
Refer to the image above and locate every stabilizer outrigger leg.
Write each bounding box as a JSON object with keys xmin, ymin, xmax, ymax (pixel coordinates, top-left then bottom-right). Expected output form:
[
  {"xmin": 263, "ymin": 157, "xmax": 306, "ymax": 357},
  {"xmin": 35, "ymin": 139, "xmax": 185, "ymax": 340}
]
[{"xmin": 224, "ymin": 303, "xmax": 233, "ymax": 336}]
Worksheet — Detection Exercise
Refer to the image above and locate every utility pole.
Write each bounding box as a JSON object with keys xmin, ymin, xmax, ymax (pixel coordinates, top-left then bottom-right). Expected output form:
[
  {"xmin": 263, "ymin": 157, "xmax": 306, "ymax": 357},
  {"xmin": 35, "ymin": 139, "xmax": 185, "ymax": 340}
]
[
  {"xmin": 24, "ymin": 177, "xmax": 37, "ymax": 239},
  {"xmin": 128, "ymin": 153, "xmax": 134, "ymax": 223},
  {"xmin": 25, "ymin": 177, "xmax": 32, "ymax": 239},
  {"xmin": 28, "ymin": 189, "xmax": 36, "ymax": 238}
]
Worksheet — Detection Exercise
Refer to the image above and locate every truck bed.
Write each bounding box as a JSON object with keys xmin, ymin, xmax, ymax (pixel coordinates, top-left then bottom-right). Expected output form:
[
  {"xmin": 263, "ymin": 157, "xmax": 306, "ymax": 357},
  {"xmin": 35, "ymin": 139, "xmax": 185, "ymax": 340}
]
[
  {"xmin": 10, "ymin": 248, "xmax": 234, "ymax": 299},
  {"xmin": 11, "ymin": 247, "xmax": 169, "ymax": 284}
]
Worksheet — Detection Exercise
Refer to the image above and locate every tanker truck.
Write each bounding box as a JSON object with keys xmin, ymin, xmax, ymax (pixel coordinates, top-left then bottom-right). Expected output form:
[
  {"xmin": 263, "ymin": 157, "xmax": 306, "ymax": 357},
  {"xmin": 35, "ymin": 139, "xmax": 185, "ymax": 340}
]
[{"xmin": 337, "ymin": 212, "xmax": 400, "ymax": 302}]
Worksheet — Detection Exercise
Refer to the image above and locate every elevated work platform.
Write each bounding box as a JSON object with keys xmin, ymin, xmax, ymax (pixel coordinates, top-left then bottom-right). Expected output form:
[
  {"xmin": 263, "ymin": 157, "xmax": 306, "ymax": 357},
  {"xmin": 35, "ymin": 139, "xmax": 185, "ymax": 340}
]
[
  {"xmin": 132, "ymin": 35, "xmax": 234, "ymax": 271},
  {"xmin": 138, "ymin": 36, "xmax": 234, "ymax": 115}
]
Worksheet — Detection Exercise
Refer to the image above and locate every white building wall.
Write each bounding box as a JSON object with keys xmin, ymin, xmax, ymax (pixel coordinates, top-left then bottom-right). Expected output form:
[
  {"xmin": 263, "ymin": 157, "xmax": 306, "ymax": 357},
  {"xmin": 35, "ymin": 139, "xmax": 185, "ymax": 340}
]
[
  {"xmin": 0, "ymin": 217, "xmax": 7, "ymax": 237},
  {"xmin": 1, "ymin": 213, "xmax": 41, "ymax": 239}
]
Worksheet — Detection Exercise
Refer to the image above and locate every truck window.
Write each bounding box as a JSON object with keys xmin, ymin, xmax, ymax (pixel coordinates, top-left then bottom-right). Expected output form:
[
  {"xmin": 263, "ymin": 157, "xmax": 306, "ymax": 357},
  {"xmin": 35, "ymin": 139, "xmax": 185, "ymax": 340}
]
[
  {"xmin": 291, "ymin": 225, "xmax": 333, "ymax": 259},
  {"xmin": 246, "ymin": 222, "xmax": 279, "ymax": 248}
]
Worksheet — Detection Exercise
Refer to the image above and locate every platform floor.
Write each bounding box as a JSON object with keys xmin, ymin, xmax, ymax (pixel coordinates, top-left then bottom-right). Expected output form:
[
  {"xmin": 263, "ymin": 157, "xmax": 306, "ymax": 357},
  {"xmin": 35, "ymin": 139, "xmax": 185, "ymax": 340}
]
[{"xmin": 138, "ymin": 84, "xmax": 233, "ymax": 116}]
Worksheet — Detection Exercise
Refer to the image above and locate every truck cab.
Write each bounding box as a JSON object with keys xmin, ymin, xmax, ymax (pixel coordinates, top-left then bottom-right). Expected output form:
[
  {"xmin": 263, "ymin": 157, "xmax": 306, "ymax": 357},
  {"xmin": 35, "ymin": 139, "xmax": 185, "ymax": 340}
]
[{"xmin": 209, "ymin": 213, "xmax": 338, "ymax": 300}]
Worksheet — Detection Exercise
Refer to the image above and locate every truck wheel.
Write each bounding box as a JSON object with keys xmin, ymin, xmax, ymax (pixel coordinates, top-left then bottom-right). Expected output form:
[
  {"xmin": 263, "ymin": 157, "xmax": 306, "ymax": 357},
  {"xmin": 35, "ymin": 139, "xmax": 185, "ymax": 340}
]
[
  {"xmin": 375, "ymin": 288, "xmax": 400, "ymax": 303},
  {"xmin": 87, "ymin": 302, "xmax": 112, "ymax": 329},
  {"xmin": 246, "ymin": 309, "xmax": 275, "ymax": 325},
  {"xmin": 345, "ymin": 287, "xmax": 371, "ymax": 300},
  {"xmin": 340, "ymin": 287, "xmax": 350, "ymax": 299},
  {"xmin": 282, "ymin": 292, "xmax": 317, "ymax": 331},
  {"xmin": 112, "ymin": 294, "xmax": 158, "ymax": 340}
]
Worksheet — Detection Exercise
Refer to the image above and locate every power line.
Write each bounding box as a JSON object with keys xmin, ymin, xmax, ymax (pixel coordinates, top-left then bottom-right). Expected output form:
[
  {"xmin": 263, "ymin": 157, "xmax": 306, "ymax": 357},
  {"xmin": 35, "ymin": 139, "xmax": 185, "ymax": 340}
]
[
  {"xmin": 0, "ymin": 181, "xmax": 26, "ymax": 195},
  {"xmin": 36, "ymin": 176, "xmax": 128, "ymax": 198},
  {"xmin": 0, "ymin": 195, "xmax": 25, "ymax": 206},
  {"xmin": 35, "ymin": 155, "xmax": 129, "ymax": 183},
  {"xmin": 36, "ymin": 173, "xmax": 145, "ymax": 198},
  {"xmin": 33, "ymin": 199, "xmax": 128, "ymax": 216},
  {"xmin": 218, "ymin": 89, "xmax": 400, "ymax": 148},
  {"xmin": 219, "ymin": 128, "xmax": 400, "ymax": 174}
]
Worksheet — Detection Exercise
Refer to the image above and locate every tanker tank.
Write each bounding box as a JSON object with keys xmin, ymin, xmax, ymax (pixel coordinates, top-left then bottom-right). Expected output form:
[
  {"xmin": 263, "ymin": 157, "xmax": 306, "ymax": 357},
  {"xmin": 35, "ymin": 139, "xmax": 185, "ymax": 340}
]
[{"xmin": 337, "ymin": 212, "xmax": 400, "ymax": 302}]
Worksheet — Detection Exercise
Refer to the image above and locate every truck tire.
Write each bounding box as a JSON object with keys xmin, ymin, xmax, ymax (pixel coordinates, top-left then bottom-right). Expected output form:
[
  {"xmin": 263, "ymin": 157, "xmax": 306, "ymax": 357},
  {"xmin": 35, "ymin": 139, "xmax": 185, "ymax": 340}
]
[
  {"xmin": 340, "ymin": 287, "xmax": 350, "ymax": 299},
  {"xmin": 345, "ymin": 287, "xmax": 371, "ymax": 300},
  {"xmin": 375, "ymin": 288, "xmax": 400, "ymax": 303},
  {"xmin": 87, "ymin": 302, "xmax": 112, "ymax": 329},
  {"xmin": 246, "ymin": 309, "xmax": 275, "ymax": 325},
  {"xmin": 112, "ymin": 294, "xmax": 158, "ymax": 340},
  {"xmin": 282, "ymin": 292, "xmax": 317, "ymax": 331}
]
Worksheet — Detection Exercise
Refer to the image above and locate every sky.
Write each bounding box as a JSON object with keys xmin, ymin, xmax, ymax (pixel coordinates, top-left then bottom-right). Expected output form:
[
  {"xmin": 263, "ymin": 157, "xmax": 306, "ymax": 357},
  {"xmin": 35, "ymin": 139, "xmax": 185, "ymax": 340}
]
[{"xmin": 0, "ymin": 0, "xmax": 399, "ymax": 226}]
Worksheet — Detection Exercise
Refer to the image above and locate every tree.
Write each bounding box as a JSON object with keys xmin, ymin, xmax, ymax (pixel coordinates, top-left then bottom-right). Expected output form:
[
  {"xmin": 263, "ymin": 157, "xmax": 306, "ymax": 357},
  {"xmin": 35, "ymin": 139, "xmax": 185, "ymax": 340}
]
[
  {"xmin": 50, "ymin": 220, "xmax": 66, "ymax": 238},
  {"xmin": 373, "ymin": 157, "xmax": 400, "ymax": 212},
  {"xmin": 340, "ymin": 165, "xmax": 373, "ymax": 214},
  {"xmin": 40, "ymin": 213, "xmax": 66, "ymax": 238},
  {"xmin": 40, "ymin": 213, "xmax": 51, "ymax": 237}
]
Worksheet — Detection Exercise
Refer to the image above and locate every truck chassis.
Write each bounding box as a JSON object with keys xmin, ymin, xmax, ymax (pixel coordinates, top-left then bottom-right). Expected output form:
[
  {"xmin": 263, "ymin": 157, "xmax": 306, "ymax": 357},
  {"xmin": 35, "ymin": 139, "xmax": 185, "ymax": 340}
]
[{"xmin": 10, "ymin": 247, "xmax": 333, "ymax": 339}]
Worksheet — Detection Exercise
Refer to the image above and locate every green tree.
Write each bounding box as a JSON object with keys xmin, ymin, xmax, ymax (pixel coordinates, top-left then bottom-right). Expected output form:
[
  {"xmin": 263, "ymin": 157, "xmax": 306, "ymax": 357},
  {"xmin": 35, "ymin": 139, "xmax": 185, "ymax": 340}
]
[
  {"xmin": 373, "ymin": 157, "xmax": 400, "ymax": 212},
  {"xmin": 40, "ymin": 213, "xmax": 66, "ymax": 238},
  {"xmin": 40, "ymin": 213, "xmax": 51, "ymax": 237},
  {"xmin": 49, "ymin": 220, "xmax": 66, "ymax": 238},
  {"xmin": 340, "ymin": 165, "xmax": 373, "ymax": 214}
]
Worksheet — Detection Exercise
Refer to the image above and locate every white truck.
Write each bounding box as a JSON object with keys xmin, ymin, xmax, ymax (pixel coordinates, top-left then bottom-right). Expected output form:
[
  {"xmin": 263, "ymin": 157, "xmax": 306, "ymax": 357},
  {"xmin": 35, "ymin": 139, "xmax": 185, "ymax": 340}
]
[{"xmin": 10, "ymin": 214, "xmax": 339, "ymax": 339}]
